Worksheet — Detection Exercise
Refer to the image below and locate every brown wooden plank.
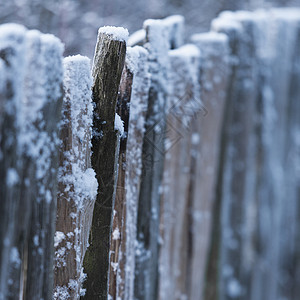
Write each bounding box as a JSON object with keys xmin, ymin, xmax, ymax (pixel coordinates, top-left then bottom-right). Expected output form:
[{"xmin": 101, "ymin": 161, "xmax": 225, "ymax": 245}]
[
  {"xmin": 158, "ymin": 44, "xmax": 201, "ymax": 300},
  {"xmin": 134, "ymin": 19, "xmax": 170, "ymax": 300},
  {"xmin": 54, "ymin": 55, "xmax": 97, "ymax": 299},
  {"xmin": 189, "ymin": 32, "xmax": 229, "ymax": 300},
  {"xmin": 24, "ymin": 33, "xmax": 64, "ymax": 300},
  {"xmin": 82, "ymin": 27, "xmax": 127, "ymax": 300}
]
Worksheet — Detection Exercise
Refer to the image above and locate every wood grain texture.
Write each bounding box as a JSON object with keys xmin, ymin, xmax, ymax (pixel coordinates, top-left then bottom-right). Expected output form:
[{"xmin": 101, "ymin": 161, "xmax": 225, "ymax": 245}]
[
  {"xmin": 134, "ymin": 19, "xmax": 169, "ymax": 300},
  {"xmin": 54, "ymin": 56, "xmax": 95, "ymax": 299},
  {"xmin": 189, "ymin": 33, "xmax": 229, "ymax": 300},
  {"xmin": 82, "ymin": 31, "xmax": 126, "ymax": 300},
  {"xmin": 108, "ymin": 62, "xmax": 133, "ymax": 299},
  {"xmin": 24, "ymin": 34, "xmax": 64, "ymax": 300}
]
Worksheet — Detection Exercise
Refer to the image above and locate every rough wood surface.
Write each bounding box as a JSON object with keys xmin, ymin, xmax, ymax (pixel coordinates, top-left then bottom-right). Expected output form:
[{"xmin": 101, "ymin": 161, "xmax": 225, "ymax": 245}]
[
  {"xmin": 134, "ymin": 19, "xmax": 170, "ymax": 300},
  {"xmin": 189, "ymin": 32, "xmax": 229, "ymax": 300},
  {"xmin": 108, "ymin": 61, "xmax": 134, "ymax": 299},
  {"xmin": 0, "ymin": 24, "xmax": 27, "ymax": 300},
  {"xmin": 24, "ymin": 33, "xmax": 64, "ymax": 300},
  {"xmin": 82, "ymin": 30, "xmax": 126, "ymax": 300},
  {"xmin": 158, "ymin": 44, "xmax": 201, "ymax": 300},
  {"xmin": 54, "ymin": 56, "xmax": 96, "ymax": 300}
]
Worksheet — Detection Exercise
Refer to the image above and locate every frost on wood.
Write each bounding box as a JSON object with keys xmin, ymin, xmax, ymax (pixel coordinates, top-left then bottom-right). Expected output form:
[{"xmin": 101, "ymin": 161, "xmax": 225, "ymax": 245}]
[
  {"xmin": 162, "ymin": 15, "xmax": 185, "ymax": 49},
  {"xmin": 210, "ymin": 9, "xmax": 300, "ymax": 300},
  {"xmin": 82, "ymin": 28, "xmax": 126, "ymax": 300},
  {"xmin": 0, "ymin": 24, "xmax": 64, "ymax": 300},
  {"xmin": 54, "ymin": 55, "xmax": 97, "ymax": 300},
  {"xmin": 189, "ymin": 32, "xmax": 229, "ymax": 300},
  {"xmin": 98, "ymin": 26, "xmax": 129, "ymax": 42},
  {"xmin": 134, "ymin": 18, "xmax": 170, "ymax": 300},
  {"xmin": 127, "ymin": 29, "xmax": 146, "ymax": 47},
  {"xmin": 158, "ymin": 44, "xmax": 201, "ymax": 300},
  {"xmin": 0, "ymin": 23, "xmax": 27, "ymax": 299},
  {"xmin": 108, "ymin": 50, "xmax": 135, "ymax": 300},
  {"xmin": 24, "ymin": 31, "xmax": 64, "ymax": 300},
  {"xmin": 108, "ymin": 46, "xmax": 150, "ymax": 300}
]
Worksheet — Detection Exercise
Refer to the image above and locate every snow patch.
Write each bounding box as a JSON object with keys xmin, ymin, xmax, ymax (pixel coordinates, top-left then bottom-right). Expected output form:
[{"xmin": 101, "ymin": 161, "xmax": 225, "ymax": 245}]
[
  {"xmin": 98, "ymin": 26, "xmax": 129, "ymax": 42},
  {"xmin": 115, "ymin": 113, "xmax": 124, "ymax": 136}
]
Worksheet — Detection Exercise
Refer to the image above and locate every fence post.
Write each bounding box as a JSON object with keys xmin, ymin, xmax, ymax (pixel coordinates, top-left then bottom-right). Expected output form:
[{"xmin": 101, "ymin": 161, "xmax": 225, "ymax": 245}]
[
  {"xmin": 23, "ymin": 32, "xmax": 64, "ymax": 300},
  {"xmin": 0, "ymin": 24, "xmax": 27, "ymax": 300},
  {"xmin": 189, "ymin": 32, "xmax": 230, "ymax": 300},
  {"xmin": 158, "ymin": 44, "xmax": 201, "ymax": 300},
  {"xmin": 54, "ymin": 55, "xmax": 97, "ymax": 299},
  {"xmin": 108, "ymin": 50, "xmax": 134, "ymax": 300},
  {"xmin": 107, "ymin": 46, "xmax": 150, "ymax": 300},
  {"xmin": 134, "ymin": 19, "xmax": 170, "ymax": 300},
  {"xmin": 82, "ymin": 27, "xmax": 127, "ymax": 299},
  {"xmin": 250, "ymin": 10, "xmax": 300, "ymax": 300}
]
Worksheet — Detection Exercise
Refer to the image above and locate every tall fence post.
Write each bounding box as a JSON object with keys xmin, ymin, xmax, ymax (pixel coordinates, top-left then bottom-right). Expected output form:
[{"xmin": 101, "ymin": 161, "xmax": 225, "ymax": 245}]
[
  {"xmin": 24, "ymin": 32, "xmax": 64, "ymax": 300},
  {"xmin": 189, "ymin": 31, "xmax": 229, "ymax": 300},
  {"xmin": 134, "ymin": 19, "xmax": 170, "ymax": 300},
  {"xmin": 82, "ymin": 27, "xmax": 127, "ymax": 299},
  {"xmin": 54, "ymin": 55, "xmax": 97, "ymax": 299},
  {"xmin": 158, "ymin": 44, "xmax": 201, "ymax": 300},
  {"xmin": 0, "ymin": 24, "xmax": 27, "ymax": 300},
  {"xmin": 108, "ymin": 48, "xmax": 135, "ymax": 299},
  {"xmin": 107, "ymin": 46, "xmax": 150, "ymax": 300}
]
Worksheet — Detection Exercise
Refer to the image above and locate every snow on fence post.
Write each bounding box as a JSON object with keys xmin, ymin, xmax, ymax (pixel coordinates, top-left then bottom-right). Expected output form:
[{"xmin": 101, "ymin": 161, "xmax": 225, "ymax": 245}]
[
  {"xmin": 209, "ymin": 11, "xmax": 262, "ymax": 300},
  {"xmin": 121, "ymin": 46, "xmax": 150, "ymax": 300},
  {"xmin": 251, "ymin": 10, "xmax": 300, "ymax": 300},
  {"xmin": 24, "ymin": 32, "xmax": 64, "ymax": 300},
  {"xmin": 158, "ymin": 44, "xmax": 201, "ymax": 300},
  {"xmin": 107, "ymin": 46, "xmax": 150, "ymax": 300},
  {"xmin": 108, "ymin": 49, "xmax": 135, "ymax": 300},
  {"xmin": 0, "ymin": 24, "xmax": 27, "ymax": 299},
  {"xmin": 134, "ymin": 19, "xmax": 170, "ymax": 300},
  {"xmin": 162, "ymin": 15, "xmax": 185, "ymax": 49},
  {"xmin": 82, "ymin": 26, "xmax": 127, "ymax": 300},
  {"xmin": 189, "ymin": 32, "xmax": 229, "ymax": 300},
  {"xmin": 53, "ymin": 55, "xmax": 97, "ymax": 300},
  {"xmin": 208, "ymin": 10, "xmax": 300, "ymax": 300}
]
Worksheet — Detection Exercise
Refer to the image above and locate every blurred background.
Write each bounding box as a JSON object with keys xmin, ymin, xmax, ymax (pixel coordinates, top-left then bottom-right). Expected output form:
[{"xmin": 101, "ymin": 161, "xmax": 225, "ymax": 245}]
[{"xmin": 1, "ymin": 0, "xmax": 300, "ymax": 58}]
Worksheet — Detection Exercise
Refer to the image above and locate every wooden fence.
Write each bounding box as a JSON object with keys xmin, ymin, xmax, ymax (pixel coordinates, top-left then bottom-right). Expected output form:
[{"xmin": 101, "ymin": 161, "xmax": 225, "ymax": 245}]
[{"xmin": 0, "ymin": 8, "xmax": 299, "ymax": 300}]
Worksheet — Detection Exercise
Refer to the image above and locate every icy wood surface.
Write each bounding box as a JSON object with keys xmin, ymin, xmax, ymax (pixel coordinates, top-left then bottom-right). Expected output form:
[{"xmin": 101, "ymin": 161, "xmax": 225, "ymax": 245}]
[
  {"xmin": 110, "ymin": 46, "xmax": 150, "ymax": 300},
  {"xmin": 189, "ymin": 32, "xmax": 229, "ymax": 300},
  {"xmin": 0, "ymin": 25, "xmax": 64, "ymax": 300},
  {"xmin": 134, "ymin": 18, "xmax": 170, "ymax": 300},
  {"xmin": 54, "ymin": 56, "xmax": 97, "ymax": 300},
  {"xmin": 162, "ymin": 15, "xmax": 185, "ymax": 49},
  {"xmin": 210, "ymin": 9, "xmax": 300, "ymax": 300},
  {"xmin": 158, "ymin": 44, "xmax": 201, "ymax": 300},
  {"xmin": 127, "ymin": 29, "xmax": 146, "ymax": 47},
  {"xmin": 82, "ymin": 27, "xmax": 126, "ymax": 300},
  {"xmin": 24, "ymin": 32, "xmax": 64, "ymax": 300},
  {"xmin": 108, "ymin": 52, "xmax": 134, "ymax": 300},
  {"xmin": 0, "ymin": 23, "xmax": 27, "ymax": 300}
]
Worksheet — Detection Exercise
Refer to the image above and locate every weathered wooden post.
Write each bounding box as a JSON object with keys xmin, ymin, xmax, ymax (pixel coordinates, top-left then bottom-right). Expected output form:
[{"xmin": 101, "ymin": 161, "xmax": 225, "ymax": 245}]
[
  {"xmin": 209, "ymin": 12, "xmax": 259, "ymax": 300},
  {"xmin": 107, "ymin": 46, "xmax": 150, "ymax": 300},
  {"xmin": 108, "ymin": 49, "xmax": 134, "ymax": 300},
  {"xmin": 134, "ymin": 19, "xmax": 170, "ymax": 300},
  {"xmin": 0, "ymin": 23, "xmax": 27, "ymax": 299},
  {"xmin": 189, "ymin": 31, "xmax": 229, "ymax": 300},
  {"xmin": 24, "ymin": 32, "xmax": 64, "ymax": 300},
  {"xmin": 134, "ymin": 15, "xmax": 185, "ymax": 300},
  {"xmin": 250, "ymin": 9, "xmax": 300, "ymax": 300},
  {"xmin": 82, "ymin": 26, "xmax": 127, "ymax": 299},
  {"xmin": 54, "ymin": 55, "xmax": 98, "ymax": 299},
  {"xmin": 208, "ymin": 9, "xmax": 300, "ymax": 300},
  {"xmin": 158, "ymin": 44, "xmax": 201, "ymax": 300}
]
